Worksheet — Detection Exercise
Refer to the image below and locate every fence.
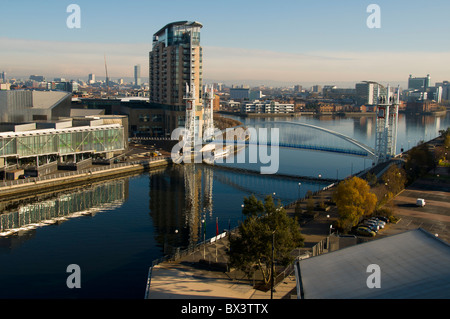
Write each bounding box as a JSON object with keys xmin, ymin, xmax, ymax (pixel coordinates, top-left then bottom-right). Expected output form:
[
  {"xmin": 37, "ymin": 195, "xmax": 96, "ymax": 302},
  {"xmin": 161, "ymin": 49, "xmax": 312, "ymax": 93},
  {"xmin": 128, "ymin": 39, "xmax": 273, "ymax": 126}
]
[{"xmin": 0, "ymin": 157, "xmax": 171, "ymax": 189}]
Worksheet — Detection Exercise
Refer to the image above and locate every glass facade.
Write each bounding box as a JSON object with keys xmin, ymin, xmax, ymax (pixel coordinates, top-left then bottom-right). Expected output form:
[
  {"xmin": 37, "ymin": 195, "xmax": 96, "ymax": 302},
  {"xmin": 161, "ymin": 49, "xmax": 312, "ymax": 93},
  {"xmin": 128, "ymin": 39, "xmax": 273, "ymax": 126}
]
[{"xmin": 0, "ymin": 125, "xmax": 124, "ymax": 158}]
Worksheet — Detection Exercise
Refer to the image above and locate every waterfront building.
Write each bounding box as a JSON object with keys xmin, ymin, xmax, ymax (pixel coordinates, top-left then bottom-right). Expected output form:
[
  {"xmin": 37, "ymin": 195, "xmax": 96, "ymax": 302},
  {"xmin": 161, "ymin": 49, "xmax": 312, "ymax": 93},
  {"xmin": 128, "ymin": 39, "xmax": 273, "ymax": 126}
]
[
  {"xmin": 149, "ymin": 21, "xmax": 204, "ymax": 137},
  {"xmin": 0, "ymin": 117, "xmax": 126, "ymax": 177},
  {"xmin": 241, "ymin": 100, "xmax": 294, "ymax": 114},
  {"xmin": 436, "ymin": 81, "xmax": 450, "ymax": 101}
]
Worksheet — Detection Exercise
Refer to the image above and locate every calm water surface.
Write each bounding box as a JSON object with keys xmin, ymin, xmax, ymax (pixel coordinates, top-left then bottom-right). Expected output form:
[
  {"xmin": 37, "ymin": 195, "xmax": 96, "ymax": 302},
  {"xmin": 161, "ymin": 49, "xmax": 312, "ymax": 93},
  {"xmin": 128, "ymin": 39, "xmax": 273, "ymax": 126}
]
[{"xmin": 0, "ymin": 113, "xmax": 448, "ymax": 298}]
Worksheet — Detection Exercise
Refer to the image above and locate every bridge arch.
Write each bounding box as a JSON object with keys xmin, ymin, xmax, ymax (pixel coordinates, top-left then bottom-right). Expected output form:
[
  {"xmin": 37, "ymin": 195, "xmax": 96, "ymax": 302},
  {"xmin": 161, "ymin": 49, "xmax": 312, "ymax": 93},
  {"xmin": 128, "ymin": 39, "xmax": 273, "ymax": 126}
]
[{"xmin": 222, "ymin": 120, "xmax": 376, "ymax": 159}]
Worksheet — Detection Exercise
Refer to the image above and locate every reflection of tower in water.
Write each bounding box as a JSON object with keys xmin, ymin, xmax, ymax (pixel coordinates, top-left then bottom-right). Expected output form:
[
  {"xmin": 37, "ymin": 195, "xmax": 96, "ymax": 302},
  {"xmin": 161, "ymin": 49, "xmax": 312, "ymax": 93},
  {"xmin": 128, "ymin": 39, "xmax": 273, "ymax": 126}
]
[
  {"xmin": 183, "ymin": 164, "xmax": 214, "ymax": 247},
  {"xmin": 149, "ymin": 164, "xmax": 214, "ymax": 254}
]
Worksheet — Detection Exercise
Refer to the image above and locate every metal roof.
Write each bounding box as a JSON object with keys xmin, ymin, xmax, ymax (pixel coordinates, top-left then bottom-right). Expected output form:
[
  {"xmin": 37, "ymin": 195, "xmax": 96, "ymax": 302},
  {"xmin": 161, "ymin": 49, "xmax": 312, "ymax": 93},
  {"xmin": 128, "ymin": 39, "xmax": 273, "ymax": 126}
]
[
  {"xmin": 295, "ymin": 228, "xmax": 450, "ymax": 299},
  {"xmin": 0, "ymin": 124, "xmax": 122, "ymax": 138}
]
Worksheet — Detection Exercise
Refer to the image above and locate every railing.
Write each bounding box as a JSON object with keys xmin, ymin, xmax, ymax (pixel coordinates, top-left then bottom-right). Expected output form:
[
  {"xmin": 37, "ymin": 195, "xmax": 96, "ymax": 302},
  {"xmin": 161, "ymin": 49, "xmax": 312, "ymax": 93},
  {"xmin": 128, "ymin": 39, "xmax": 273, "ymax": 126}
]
[{"xmin": 0, "ymin": 157, "xmax": 172, "ymax": 189}]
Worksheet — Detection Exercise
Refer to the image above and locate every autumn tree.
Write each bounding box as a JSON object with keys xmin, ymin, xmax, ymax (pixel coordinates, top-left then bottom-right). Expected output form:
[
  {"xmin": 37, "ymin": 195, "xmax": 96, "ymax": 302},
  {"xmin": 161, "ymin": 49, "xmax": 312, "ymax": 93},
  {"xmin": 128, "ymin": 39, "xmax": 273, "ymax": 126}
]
[
  {"xmin": 228, "ymin": 194, "xmax": 304, "ymax": 285},
  {"xmin": 381, "ymin": 165, "xmax": 407, "ymax": 196},
  {"xmin": 332, "ymin": 176, "xmax": 377, "ymax": 233}
]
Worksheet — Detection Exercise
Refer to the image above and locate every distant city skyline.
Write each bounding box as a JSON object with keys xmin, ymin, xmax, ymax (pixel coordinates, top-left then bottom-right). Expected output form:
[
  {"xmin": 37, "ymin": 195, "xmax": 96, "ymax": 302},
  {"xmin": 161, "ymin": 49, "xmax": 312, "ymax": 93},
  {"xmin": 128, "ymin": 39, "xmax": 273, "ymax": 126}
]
[{"xmin": 1, "ymin": 0, "xmax": 449, "ymax": 87}]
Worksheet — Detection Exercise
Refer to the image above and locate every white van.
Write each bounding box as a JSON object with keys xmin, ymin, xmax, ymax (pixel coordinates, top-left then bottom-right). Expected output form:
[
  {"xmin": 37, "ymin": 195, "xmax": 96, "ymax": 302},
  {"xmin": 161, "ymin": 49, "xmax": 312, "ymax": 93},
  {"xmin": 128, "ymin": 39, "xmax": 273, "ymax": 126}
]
[{"xmin": 416, "ymin": 198, "xmax": 426, "ymax": 207}]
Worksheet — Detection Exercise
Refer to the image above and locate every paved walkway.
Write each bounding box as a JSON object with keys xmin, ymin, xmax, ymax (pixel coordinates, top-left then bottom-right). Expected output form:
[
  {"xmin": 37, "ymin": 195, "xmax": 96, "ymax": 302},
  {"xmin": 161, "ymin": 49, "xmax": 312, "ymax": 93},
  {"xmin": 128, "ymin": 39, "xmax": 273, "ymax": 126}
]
[
  {"xmin": 147, "ymin": 161, "xmax": 450, "ymax": 299},
  {"xmin": 147, "ymin": 191, "xmax": 336, "ymax": 300}
]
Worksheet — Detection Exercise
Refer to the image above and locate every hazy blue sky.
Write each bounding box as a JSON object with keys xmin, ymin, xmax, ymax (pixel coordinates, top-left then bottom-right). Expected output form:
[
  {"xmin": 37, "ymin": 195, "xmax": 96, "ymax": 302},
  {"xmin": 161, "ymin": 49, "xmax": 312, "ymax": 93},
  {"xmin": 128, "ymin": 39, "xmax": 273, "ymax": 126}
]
[{"xmin": 1, "ymin": 0, "xmax": 449, "ymax": 87}]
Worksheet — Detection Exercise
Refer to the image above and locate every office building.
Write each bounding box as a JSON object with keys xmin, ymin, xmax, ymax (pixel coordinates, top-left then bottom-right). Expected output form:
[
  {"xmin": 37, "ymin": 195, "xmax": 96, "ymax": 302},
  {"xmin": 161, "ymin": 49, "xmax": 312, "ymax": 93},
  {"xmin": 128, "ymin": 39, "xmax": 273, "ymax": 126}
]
[
  {"xmin": 88, "ymin": 73, "xmax": 96, "ymax": 84},
  {"xmin": 356, "ymin": 82, "xmax": 376, "ymax": 105},
  {"xmin": 230, "ymin": 88, "xmax": 250, "ymax": 100},
  {"xmin": 134, "ymin": 64, "xmax": 141, "ymax": 86},
  {"xmin": 408, "ymin": 74, "xmax": 431, "ymax": 91},
  {"xmin": 1, "ymin": 71, "xmax": 6, "ymax": 83},
  {"xmin": 29, "ymin": 75, "xmax": 45, "ymax": 82},
  {"xmin": 249, "ymin": 90, "xmax": 262, "ymax": 101},
  {"xmin": 436, "ymin": 81, "xmax": 450, "ymax": 101},
  {"xmin": 355, "ymin": 81, "xmax": 389, "ymax": 106},
  {"xmin": 149, "ymin": 21, "xmax": 204, "ymax": 137}
]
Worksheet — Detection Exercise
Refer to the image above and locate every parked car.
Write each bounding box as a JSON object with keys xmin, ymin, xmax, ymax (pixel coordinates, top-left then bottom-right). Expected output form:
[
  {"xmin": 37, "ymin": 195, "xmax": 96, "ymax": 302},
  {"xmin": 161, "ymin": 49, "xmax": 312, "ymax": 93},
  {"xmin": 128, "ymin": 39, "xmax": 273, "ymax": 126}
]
[
  {"xmin": 369, "ymin": 218, "xmax": 385, "ymax": 228},
  {"xmin": 361, "ymin": 222, "xmax": 379, "ymax": 232},
  {"xmin": 363, "ymin": 220, "xmax": 379, "ymax": 228},
  {"xmin": 356, "ymin": 227, "xmax": 376, "ymax": 237},
  {"xmin": 375, "ymin": 216, "xmax": 389, "ymax": 224},
  {"xmin": 416, "ymin": 198, "xmax": 426, "ymax": 207}
]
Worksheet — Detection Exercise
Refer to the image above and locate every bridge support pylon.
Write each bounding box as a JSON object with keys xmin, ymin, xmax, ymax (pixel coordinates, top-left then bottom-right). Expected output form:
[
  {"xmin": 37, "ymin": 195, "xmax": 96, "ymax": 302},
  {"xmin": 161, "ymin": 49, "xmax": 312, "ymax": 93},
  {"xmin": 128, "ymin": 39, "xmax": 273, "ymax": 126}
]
[{"xmin": 375, "ymin": 84, "xmax": 400, "ymax": 164}]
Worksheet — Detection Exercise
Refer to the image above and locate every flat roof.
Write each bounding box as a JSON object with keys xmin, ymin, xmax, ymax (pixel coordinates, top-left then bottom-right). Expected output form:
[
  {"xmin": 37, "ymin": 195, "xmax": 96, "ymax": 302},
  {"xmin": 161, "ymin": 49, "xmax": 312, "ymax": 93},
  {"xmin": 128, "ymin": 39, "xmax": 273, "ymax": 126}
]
[
  {"xmin": 295, "ymin": 228, "xmax": 450, "ymax": 299},
  {"xmin": 154, "ymin": 21, "xmax": 203, "ymax": 36},
  {"xmin": 0, "ymin": 124, "xmax": 122, "ymax": 138}
]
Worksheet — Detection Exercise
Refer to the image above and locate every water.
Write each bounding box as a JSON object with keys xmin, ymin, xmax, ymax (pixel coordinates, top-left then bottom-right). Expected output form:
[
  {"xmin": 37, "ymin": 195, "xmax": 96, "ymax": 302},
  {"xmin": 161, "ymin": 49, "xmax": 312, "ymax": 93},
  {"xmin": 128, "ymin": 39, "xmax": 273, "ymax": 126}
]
[{"xmin": 0, "ymin": 112, "xmax": 448, "ymax": 299}]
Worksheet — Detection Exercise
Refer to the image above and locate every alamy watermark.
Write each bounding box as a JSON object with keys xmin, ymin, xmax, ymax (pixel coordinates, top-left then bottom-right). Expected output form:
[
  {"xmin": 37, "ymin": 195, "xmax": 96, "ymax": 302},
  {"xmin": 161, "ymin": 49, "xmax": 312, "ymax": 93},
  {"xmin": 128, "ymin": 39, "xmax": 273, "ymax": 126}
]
[
  {"xmin": 366, "ymin": 264, "xmax": 381, "ymax": 289},
  {"xmin": 366, "ymin": 4, "xmax": 381, "ymax": 29},
  {"xmin": 66, "ymin": 4, "xmax": 81, "ymax": 29},
  {"xmin": 66, "ymin": 264, "xmax": 81, "ymax": 289},
  {"xmin": 171, "ymin": 127, "xmax": 280, "ymax": 175}
]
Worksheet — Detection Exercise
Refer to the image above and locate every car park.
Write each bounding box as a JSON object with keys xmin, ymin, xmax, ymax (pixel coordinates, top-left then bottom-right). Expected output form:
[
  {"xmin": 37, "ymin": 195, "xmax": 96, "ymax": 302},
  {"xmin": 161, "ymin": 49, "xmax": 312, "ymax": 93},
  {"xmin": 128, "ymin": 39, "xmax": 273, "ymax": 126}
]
[
  {"xmin": 369, "ymin": 218, "xmax": 385, "ymax": 229},
  {"xmin": 416, "ymin": 198, "xmax": 426, "ymax": 207},
  {"xmin": 361, "ymin": 222, "xmax": 379, "ymax": 232},
  {"xmin": 356, "ymin": 227, "xmax": 376, "ymax": 237},
  {"xmin": 363, "ymin": 220, "xmax": 379, "ymax": 229},
  {"xmin": 375, "ymin": 216, "xmax": 389, "ymax": 224}
]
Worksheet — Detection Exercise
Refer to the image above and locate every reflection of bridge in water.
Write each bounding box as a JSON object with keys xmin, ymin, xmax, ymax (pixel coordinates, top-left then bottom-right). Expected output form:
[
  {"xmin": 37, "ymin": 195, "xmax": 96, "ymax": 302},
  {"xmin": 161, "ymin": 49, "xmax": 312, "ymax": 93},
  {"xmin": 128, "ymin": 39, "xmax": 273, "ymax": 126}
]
[
  {"xmin": 211, "ymin": 164, "xmax": 332, "ymax": 201},
  {"xmin": 0, "ymin": 179, "xmax": 128, "ymax": 235}
]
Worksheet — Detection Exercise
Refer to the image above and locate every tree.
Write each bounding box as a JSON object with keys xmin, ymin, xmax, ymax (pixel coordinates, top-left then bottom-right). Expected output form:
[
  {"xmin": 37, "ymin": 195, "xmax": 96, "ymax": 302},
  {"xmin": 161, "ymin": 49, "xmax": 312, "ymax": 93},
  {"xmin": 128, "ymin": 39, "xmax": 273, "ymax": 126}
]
[
  {"xmin": 365, "ymin": 172, "xmax": 378, "ymax": 186},
  {"xmin": 332, "ymin": 177, "xmax": 377, "ymax": 233},
  {"xmin": 381, "ymin": 165, "xmax": 407, "ymax": 196},
  {"xmin": 405, "ymin": 144, "xmax": 434, "ymax": 182},
  {"xmin": 228, "ymin": 195, "xmax": 304, "ymax": 285}
]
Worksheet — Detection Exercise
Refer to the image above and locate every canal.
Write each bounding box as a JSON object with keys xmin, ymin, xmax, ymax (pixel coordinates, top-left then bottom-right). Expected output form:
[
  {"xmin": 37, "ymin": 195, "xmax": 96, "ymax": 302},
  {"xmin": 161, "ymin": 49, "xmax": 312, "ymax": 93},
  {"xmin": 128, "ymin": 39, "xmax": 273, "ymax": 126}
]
[{"xmin": 0, "ymin": 112, "xmax": 448, "ymax": 298}]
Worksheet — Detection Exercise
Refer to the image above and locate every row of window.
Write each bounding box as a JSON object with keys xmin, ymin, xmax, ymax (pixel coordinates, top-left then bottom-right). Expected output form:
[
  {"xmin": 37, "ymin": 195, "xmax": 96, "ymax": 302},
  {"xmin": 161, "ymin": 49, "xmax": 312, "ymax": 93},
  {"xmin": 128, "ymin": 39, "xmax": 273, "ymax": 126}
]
[{"xmin": 0, "ymin": 128, "xmax": 124, "ymax": 158}]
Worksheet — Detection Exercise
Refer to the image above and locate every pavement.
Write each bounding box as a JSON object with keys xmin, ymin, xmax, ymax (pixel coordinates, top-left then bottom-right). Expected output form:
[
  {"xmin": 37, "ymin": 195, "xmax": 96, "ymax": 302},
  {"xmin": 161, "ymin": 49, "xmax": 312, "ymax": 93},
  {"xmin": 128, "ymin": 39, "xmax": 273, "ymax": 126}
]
[
  {"xmin": 378, "ymin": 165, "xmax": 450, "ymax": 244},
  {"xmin": 147, "ymin": 161, "xmax": 450, "ymax": 300},
  {"xmin": 147, "ymin": 192, "xmax": 336, "ymax": 300}
]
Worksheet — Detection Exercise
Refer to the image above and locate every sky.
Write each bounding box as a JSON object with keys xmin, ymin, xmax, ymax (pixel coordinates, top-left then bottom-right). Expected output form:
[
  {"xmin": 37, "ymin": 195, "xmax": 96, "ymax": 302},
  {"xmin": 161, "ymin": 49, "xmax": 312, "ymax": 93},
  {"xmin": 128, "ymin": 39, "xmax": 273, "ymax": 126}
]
[{"xmin": 1, "ymin": 0, "xmax": 450, "ymax": 88}]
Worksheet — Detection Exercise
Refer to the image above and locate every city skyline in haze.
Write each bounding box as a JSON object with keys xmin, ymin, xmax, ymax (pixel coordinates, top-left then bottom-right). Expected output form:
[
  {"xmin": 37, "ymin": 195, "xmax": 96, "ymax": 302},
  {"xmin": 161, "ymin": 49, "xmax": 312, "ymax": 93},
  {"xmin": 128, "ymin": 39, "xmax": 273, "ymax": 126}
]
[{"xmin": 1, "ymin": 0, "xmax": 450, "ymax": 87}]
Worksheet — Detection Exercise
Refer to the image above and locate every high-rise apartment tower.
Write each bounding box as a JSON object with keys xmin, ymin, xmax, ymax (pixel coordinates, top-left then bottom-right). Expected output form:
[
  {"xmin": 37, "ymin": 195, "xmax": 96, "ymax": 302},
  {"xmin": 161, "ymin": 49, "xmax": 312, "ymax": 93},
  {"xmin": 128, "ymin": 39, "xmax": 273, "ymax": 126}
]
[{"xmin": 149, "ymin": 21, "xmax": 204, "ymax": 137}]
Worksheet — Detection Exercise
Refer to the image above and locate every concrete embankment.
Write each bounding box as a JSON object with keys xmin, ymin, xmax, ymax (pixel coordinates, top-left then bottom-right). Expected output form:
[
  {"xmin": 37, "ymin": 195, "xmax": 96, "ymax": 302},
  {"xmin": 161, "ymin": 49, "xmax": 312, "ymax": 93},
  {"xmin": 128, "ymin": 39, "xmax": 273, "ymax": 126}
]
[{"xmin": 0, "ymin": 158, "xmax": 172, "ymax": 200}]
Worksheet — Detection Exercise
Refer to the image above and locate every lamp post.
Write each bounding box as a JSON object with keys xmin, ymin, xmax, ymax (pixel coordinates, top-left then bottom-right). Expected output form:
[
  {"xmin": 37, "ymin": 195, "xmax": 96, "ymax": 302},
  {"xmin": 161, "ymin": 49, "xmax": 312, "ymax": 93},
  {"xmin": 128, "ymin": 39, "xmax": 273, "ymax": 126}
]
[
  {"xmin": 271, "ymin": 230, "xmax": 276, "ymax": 300},
  {"xmin": 298, "ymin": 182, "xmax": 301, "ymax": 201},
  {"xmin": 201, "ymin": 216, "xmax": 206, "ymax": 259}
]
